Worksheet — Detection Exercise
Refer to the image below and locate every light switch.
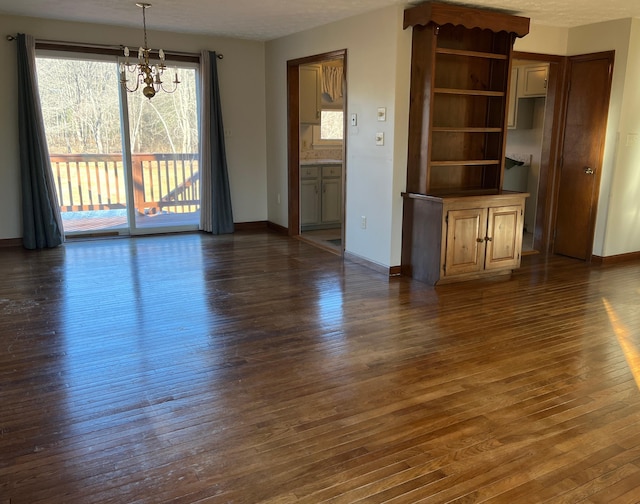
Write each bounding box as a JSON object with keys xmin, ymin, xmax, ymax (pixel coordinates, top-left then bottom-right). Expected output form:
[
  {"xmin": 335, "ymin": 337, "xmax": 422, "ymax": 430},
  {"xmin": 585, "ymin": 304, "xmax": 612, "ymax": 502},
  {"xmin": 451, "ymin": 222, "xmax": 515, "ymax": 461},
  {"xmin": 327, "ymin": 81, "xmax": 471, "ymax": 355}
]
[
  {"xmin": 377, "ymin": 107, "xmax": 386, "ymax": 121},
  {"xmin": 375, "ymin": 132, "xmax": 384, "ymax": 146},
  {"xmin": 350, "ymin": 113, "xmax": 358, "ymax": 126}
]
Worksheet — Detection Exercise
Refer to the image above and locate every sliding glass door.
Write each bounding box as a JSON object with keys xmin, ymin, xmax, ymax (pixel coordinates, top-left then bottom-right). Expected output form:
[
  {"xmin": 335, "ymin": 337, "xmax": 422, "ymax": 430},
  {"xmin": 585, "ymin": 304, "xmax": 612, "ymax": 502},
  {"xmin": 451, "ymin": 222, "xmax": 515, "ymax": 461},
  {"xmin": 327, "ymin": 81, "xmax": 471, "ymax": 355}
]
[{"xmin": 36, "ymin": 52, "xmax": 200, "ymax": 236}]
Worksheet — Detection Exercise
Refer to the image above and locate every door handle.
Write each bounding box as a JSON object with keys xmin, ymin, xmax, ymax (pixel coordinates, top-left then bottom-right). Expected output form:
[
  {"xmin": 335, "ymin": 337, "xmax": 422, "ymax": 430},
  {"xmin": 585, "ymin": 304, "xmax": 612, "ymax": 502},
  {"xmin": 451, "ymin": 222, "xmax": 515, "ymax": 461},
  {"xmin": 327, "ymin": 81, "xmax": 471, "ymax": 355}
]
[{"xmin": 584, "ymin": 166, "xmax": 594, "ymax": 175}]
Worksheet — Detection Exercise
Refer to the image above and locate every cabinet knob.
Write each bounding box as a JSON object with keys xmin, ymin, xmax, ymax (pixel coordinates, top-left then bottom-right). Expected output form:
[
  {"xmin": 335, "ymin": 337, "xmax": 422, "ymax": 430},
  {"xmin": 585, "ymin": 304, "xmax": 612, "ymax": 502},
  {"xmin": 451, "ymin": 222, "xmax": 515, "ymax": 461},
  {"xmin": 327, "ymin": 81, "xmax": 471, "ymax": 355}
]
[
  {"xmin": 485, "ymin": 236, "xmax": 493, "ymax": 242},
  {"xmin": 476, "ymin": 238, "xmax": 483, "ymax": 243},
  {"xmin": 584, "ymin": 166, "xmax": 594, "ymax": 175}
]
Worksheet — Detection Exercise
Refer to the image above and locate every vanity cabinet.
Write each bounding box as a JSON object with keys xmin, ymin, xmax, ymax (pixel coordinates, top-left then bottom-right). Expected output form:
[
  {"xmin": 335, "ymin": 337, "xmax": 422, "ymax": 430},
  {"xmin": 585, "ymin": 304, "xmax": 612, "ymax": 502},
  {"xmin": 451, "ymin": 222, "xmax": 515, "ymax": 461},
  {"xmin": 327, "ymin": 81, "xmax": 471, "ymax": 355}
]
[
  {"xmin": 402, "ymin": 192, "xmax": 527, "ymax": 284},
  {"xmin": 301, "ymin": 163, "xmax": 342, "ymax": 230}
]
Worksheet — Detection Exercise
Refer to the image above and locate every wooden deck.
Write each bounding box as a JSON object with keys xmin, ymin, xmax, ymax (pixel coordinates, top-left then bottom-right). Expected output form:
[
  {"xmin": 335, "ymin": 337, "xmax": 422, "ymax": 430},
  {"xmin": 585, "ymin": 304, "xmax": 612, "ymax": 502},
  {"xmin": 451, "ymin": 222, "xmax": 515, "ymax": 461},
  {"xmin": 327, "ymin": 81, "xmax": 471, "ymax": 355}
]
[
  {"xmin": 62, "ymin": 211, "xmax": 200, "ymax": 233},
  {"xmin": 1, "ymin": 231, "xmax": 640, "ymax": 503}
]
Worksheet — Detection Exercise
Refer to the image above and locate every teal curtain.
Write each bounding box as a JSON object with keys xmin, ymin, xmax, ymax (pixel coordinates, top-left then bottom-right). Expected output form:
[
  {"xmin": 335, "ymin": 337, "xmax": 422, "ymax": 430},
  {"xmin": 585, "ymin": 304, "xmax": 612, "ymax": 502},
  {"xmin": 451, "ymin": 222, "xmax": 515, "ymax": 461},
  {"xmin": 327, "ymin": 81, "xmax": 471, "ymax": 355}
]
[
  {"xmin": 16, "ymin": 33, "xmax": 64, "ymax": 249},
  {"xmin": 199, "ymin": 51, "xmax": 234, "ymax": 234}
]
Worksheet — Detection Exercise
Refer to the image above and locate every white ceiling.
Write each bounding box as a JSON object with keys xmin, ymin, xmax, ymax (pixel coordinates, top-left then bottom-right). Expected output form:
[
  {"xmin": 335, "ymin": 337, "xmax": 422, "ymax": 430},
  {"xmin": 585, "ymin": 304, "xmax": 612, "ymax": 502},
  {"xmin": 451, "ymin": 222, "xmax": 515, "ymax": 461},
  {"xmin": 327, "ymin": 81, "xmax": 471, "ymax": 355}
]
[{"xmin": 1, "ymin": 0, "xmax": 639, "ymax": 41}]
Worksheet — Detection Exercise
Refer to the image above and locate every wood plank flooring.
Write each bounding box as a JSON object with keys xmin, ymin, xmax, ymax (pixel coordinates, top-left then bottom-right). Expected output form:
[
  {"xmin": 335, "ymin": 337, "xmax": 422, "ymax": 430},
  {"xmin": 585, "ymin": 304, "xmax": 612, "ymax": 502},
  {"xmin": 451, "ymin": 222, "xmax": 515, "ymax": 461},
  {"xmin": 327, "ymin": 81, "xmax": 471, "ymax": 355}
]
[{"xmin": 1, "ymin": 231, "xmax": 640, "ymax": 503}]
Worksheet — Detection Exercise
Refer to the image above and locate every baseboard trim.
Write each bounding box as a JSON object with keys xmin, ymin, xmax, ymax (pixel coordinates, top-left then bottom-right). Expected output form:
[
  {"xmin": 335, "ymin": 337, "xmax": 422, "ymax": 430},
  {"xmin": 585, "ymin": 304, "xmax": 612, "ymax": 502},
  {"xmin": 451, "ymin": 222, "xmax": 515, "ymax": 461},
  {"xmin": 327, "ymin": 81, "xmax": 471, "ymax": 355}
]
[
  {"xmin": 0, "ymin": 238, "xmax": 22, "ymax": 248},
  {"xmin": 344, "ymin": 250, "xmax": 400, "ymax": 278},
  {"xmin": 592, "ymin": 251, "xmax": 640, "ymax": 265},
  {"xmin": 389, "ymin": 265, "xmax": 402, "ymax": 276},
  {"xmin": 266, "ymin": 221, "xmax": 289, "ymax": 235},
  {"xmin": 234, "ymin": 221, "xmax": 269, "ymax": 231}
]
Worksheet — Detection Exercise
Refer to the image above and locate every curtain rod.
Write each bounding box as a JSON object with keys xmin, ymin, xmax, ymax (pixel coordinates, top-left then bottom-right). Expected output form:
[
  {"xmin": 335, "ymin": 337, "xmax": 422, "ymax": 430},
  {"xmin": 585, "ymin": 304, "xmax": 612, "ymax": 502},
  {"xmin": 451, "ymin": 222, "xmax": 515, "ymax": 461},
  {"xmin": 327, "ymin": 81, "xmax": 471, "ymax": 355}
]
[{"xmin": 6, "ymin": 35, "xmax": 223, "ymax": 59}]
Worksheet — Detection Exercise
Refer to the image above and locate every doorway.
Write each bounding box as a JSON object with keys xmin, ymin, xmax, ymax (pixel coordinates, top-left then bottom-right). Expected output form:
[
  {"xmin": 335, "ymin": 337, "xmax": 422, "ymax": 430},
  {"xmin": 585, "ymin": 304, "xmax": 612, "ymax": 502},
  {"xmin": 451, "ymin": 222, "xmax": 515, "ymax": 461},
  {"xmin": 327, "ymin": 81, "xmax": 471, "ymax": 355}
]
[
  {"xmin": 506, "ymin": 52, "xmax": 564, "ymax": 255},
  {"xmin": 287, "ymin": 51, "xmax": 347, "ymax": 253}
]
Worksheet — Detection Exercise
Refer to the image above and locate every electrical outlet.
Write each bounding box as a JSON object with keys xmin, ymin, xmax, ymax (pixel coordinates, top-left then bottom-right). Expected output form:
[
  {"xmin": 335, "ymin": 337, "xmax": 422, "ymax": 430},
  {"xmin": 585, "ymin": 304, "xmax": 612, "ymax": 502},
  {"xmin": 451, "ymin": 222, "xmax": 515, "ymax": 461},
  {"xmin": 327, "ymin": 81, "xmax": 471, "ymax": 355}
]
[{"xmin": 361, "ymin": 216, "xmax": 367, "ymax": 229}]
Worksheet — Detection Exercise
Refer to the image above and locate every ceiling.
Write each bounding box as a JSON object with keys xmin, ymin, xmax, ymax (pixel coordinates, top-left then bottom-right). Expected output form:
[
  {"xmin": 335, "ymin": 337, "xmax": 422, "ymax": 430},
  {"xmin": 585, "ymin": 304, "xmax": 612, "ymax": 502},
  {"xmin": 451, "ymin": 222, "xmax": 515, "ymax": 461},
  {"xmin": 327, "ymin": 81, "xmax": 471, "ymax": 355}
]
[{"xmin": 1, "ymin": 0, "xmax": 639, "ymax": 41}]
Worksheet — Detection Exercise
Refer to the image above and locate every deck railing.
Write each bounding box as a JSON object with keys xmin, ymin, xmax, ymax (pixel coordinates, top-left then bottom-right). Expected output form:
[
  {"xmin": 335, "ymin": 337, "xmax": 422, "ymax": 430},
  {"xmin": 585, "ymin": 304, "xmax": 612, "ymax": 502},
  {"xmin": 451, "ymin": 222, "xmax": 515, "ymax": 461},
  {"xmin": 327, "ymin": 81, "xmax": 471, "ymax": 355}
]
[{"xmin": 49, "ymin": 153, "xmax": 200, "ymax": 215}]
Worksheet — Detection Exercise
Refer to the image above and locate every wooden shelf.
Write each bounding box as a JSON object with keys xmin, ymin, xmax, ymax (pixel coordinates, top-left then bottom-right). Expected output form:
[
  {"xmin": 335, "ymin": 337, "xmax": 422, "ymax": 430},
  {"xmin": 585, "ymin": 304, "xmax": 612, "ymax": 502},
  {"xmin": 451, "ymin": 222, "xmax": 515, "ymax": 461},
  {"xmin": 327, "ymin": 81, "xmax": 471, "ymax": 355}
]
[
  {"xmin": 435, "ymin": 48, "xmax": 508, "ymax": 60},
  {"xmin": 430, "ymin": 160, "xmax": 501, "ymax": 167},
  {"xmin": 434, "ymin": 88, "xmax": 505, "ymax": 97}
]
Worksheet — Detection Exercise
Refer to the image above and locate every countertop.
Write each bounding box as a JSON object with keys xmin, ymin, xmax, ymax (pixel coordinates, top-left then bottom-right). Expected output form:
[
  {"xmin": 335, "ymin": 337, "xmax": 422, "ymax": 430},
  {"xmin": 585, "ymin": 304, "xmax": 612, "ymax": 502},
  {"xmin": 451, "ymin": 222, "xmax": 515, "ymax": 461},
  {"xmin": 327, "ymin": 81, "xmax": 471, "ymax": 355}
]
[{"xmin": 300, "ymin": 159, "xmax": 343, "ymax": 166}]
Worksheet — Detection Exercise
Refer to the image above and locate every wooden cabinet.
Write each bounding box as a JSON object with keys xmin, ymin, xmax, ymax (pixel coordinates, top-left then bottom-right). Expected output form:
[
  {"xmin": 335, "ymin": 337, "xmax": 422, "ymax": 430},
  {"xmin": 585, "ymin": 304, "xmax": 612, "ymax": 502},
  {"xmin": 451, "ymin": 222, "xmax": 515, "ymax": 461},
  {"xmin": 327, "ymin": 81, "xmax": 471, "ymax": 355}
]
[
  {"xmin": 402, "ymin": 192, "xmax": 527, "ymax": 284},
  {"xmin": 401, "ymin": 3, "xmax": 530, "ymax": 284},
  {"xmin": 300, "ymin": 163, "xmax": 342, "ymax": 230},
  {"xmin": 299, "ymin": 65, "xmax": 321, "ymax": 125}
]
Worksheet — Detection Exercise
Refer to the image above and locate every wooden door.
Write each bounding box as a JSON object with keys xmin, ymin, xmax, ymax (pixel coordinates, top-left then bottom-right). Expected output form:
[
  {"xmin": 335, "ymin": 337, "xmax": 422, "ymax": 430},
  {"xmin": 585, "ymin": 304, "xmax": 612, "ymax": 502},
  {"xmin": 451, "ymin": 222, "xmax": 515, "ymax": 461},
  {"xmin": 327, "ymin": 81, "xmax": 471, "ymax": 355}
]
[
  {"xmin": 444, "ymin": 208, "xmax": 487, "ymax": 277},
  {"xmin": 485, "ymin": 205, "xmax": 523, "ymax": 271},
  {"xmin": 554, "ymin": 52, "xmax": 613, "ymax": 260}
]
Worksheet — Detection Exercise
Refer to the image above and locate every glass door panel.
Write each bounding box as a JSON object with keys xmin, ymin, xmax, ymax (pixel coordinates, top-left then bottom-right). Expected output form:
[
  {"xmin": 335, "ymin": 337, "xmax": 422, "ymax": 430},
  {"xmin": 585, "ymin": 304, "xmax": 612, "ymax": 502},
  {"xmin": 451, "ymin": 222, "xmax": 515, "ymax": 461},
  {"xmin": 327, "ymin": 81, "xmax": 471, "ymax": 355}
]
[
  {"xmin": 37, "ymin": 56, "xmax": 128, "ymax": 235},
  {"xmin": 125, "ymin": 66, "xmax": 200, "ymax": 233}
]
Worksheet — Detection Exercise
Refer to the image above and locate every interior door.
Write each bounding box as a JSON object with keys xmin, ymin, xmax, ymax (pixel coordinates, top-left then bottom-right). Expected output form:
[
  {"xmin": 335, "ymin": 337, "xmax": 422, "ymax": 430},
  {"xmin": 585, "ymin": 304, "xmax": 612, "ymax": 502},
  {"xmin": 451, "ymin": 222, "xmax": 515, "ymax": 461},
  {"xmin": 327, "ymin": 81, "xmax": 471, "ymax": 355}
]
[{"xmin": 553, "ymin": 52, "xmax": 614, "ymax": 260}]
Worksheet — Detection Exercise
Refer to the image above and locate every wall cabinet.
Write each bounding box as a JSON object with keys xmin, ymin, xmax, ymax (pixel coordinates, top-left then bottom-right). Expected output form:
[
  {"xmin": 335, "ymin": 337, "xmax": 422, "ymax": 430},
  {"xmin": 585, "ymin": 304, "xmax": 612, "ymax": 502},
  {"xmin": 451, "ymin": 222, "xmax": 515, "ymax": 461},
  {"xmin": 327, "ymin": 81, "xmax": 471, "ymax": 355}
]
[
  {"xmin": 508, "ymin": 64, "xmax": 548, "ymax": 129},
  {"xmin": 402, "ymin": 192, "xmax": 527, "ymax": 284},
  {"xmin": 299, "ymin": 65, "xmax": 321, "ymax": 125},
  {"xmin": 521, "ymin": 64, "xmax": 548, "ymax": 97},
  {"xmin": 301, "ymin": 164, "xmax": 342, "ymax": 230}
]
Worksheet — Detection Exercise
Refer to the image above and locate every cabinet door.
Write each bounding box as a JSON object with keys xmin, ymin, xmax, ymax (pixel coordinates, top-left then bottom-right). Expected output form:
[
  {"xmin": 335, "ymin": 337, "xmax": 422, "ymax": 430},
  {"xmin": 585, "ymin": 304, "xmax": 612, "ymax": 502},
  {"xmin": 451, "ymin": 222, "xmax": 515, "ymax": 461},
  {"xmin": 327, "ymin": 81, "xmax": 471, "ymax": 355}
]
[
  {"xmin": 299, "ymin": 65, "xmax": 321, "ymax": 124},
  {"xmin": 485, "ymin": 205, "xmax": 523, "ymax": 271},
  {"xmin": 321, "ymin": 178, "xmax": 342, "ymax": 224},
  {"xmin": 444, "ymin": 208, "xmax": 487, "ymax": 277},
  {"xmin": 522, "ymin": 65, "xmax": 548, "ymax": 97},
  {"xmin": 300, "ymin": 179, "xmax": 320, "ymax": 225}
]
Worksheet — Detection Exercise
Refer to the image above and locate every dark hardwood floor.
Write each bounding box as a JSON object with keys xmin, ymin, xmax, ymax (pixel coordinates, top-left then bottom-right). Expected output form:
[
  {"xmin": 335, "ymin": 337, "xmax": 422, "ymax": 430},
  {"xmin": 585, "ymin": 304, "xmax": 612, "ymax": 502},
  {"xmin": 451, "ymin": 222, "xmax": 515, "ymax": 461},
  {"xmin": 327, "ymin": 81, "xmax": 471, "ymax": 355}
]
[{"xmin": 1, "ymin": 231, "xmax": 640, "ymax": 503}]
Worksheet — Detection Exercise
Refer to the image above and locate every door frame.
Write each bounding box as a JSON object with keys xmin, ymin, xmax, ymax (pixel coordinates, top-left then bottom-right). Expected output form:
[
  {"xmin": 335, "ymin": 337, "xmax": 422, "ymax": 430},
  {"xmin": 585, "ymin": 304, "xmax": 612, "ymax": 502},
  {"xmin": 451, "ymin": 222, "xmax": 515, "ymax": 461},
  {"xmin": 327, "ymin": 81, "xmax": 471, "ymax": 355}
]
[
  {"xmin": 286, "ymin": 50, "xmax": 347, "ymax": 244},
  {"xmin": 511, "ymin": 51, "xmax": 566, "ymax": 255}
]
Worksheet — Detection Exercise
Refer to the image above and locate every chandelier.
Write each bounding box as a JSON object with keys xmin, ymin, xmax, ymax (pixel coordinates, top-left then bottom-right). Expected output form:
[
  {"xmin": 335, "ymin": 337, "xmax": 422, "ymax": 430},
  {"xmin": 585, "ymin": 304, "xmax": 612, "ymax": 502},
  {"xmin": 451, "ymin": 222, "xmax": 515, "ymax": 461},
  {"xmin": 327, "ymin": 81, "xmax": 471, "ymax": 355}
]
[{"xmin": 119, "ymin": 3, "xmax": 179, "ymax": 99}]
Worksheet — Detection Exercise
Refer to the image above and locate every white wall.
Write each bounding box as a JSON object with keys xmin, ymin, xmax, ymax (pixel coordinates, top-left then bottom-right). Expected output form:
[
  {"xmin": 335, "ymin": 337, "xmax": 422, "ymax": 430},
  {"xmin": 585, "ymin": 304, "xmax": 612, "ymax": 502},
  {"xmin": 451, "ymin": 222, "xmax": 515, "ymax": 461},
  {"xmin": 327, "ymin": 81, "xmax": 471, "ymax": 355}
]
[
  {"xmin": 514, "ymin": 23, "xmax": 569, "ymax": 54},
  {"xmin": 265, "ymin": 5, "xmax": 411, "ymax": 268},
  {"xmin": 0, "ymin": 14, "xmax": 267, "ymax": 240},
  {"xmin": 596, "ymin": 19, "xmax": 640, "ymax": 256}
]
